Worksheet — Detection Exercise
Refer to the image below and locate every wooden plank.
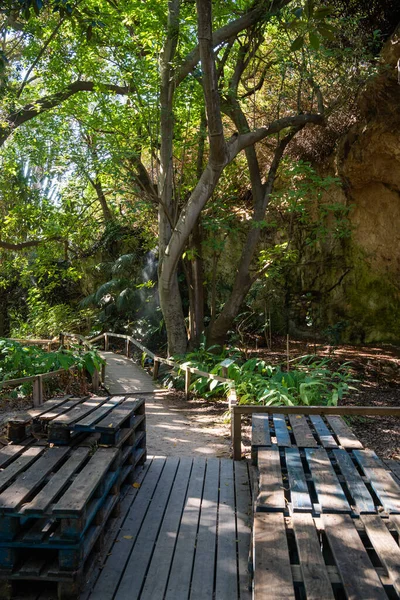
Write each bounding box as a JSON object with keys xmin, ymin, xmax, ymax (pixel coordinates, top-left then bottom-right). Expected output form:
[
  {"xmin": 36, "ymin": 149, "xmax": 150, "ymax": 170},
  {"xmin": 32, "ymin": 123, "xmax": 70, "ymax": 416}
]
[
  {"xmin": 94, "ymin": 398, "xmax": 144, "ymax": 431},
  {"xmin": 7, "ymin": 396, "xmax": 72, "ymax": 423},
  {"xmin": 305, "ymin": 448, "xmax": 350, "ymax": 513},
  {"xmin": 253, "ymin": 512, "xmax": 295, "ymax": 599},
  {"xmin": 138, "ymin": 458, "xmax": 193, "ymax": 600},
  {"xmin": 189, "ymin": 458, "xmax": 220, "ymax": 600},
  {"xmin": 293, "ymin": 514, "xmax": 335, "ymax": 600},
  {"xmin": 164, "ymin": 459, "xmax": 207, "ymax": 600},
  {"xmin": 323, "ymin": 514, "xmax": 387, "ymax": 600},
  {"xmin": 326, "ymin": 416, "xmax": 363, "ymax": 448},
  {"xmin": 234, "ymin": 405, "xmax": 400, "ymax": 416},
  {"xmin": 24, "ymin": 448, "xmax": 90, "ymax": 514},
  {"xmin": 353, "ymin": 449, "xmax": 400, "ymax": 513},
  {"xmin": 50, "ymin": 396, "xmax": 108, "ymax": 426},
  {"xmin": 285, "ymin": 448, "xmax": 312, "ymax": 512},
  {"xmin": 310, "ymin": 416, "xmax": 338, "ymax": 448},
  {"xmin": 89, "ymin": 457, "xmax": 166, "ymax": 600},
  {"xmin": 288, "ymin": 414, "xmax": 318, "ymax": 448},
  {"xmin": 0, "ymin": 445, "xmax": 28, "ymax": 469},
  {"xmin": 35, "ymin": 397, "xmax": 84, "ymax": 422},
  {"xmin": 0, "ymin": 447, "xmax": 44, "ymax": 492},
  {"xmin": 0, "ymin": 447, "xmax": 69, "ymax": 511},
  {"xmin": 215, "ymin": 460, "xmax": 238, "ymax": 600},
  {"xmin": 273, "ymin": 414, "xmax": 291, "ymax": 447},
  {"xmin": 257, "ymin": 447, "xmax": 286, "ymax": 511},
  {"xmin": 384, "ymin": 459, "xmax": 400, "ymax": 484},
  {"xmin": 361, "ymin": 514, "xmax": 400, "ymax": 596},
  {"xmin": 252, "ymin": 414, "xmax": 271, "ymax": 446},
  {"xmin": 234, "ymin": 460, "xmax": 252, "ymax": 600},
  {"xmin": 53, "ymin": 448, "xmax": 119, "ymax": 515},
  {"xmin": 333, "ymin": 449, "xmax": 375, "ymax": 513},
  {"xmin": 113, "ymin": 457, "xmax": 180, "ymax": 600},
  {"xmin": 74, "ymin": 396, "xmax": 125, "ymax": 429}
]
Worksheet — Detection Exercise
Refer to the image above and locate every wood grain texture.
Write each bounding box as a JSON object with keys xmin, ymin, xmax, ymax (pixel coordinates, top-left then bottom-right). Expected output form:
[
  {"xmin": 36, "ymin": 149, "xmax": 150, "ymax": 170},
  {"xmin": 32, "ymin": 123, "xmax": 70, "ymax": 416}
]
[
  {"xmin": 288, "ymin": 415, "xmax": 318, "ymax": 448},
  {"xmin": 257, "ymin": 447, "xmax": 286, "ymax": 511}
]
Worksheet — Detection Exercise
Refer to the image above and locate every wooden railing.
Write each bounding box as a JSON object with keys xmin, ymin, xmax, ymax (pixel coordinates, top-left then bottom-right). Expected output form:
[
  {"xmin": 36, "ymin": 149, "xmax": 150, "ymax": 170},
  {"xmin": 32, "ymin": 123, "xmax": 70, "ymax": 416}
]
[
  {"xmin": 231, "ymin": 404, "xmax": 400, "ymax": 461},
  {"xmin": 69, "ymin": 331, "xmax": 238, "ymax": 405}
]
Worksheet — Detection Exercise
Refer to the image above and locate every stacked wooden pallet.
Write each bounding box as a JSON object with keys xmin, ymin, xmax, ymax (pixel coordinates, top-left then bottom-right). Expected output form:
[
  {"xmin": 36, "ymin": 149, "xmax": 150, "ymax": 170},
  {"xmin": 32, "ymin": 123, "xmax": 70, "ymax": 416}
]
[
  {"xmin": 0, "ymin": 395, "xmax": 147, "ymax": 599},
  {"xmin": 251, "ymin": 412, "xmax": 400, "ymax": 599}
]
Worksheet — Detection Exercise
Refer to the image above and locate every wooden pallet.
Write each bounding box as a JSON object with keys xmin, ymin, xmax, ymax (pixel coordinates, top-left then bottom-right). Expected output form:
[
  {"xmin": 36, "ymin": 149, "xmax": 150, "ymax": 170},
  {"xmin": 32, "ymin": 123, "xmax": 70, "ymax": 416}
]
[
  {"xmin": 7, "ymin": 396, "xmax": 77, "ymax": 442},
  {"xmin": 256, "ymin": 445, "xmax": 400, "ymax": 516},
  {"xmin": 253, "ymin": 512, "xmax": 400, "ymax": 600},
  {"xmin": 252, "ymin": 413, "xmax": 363, "ymax": 464}
]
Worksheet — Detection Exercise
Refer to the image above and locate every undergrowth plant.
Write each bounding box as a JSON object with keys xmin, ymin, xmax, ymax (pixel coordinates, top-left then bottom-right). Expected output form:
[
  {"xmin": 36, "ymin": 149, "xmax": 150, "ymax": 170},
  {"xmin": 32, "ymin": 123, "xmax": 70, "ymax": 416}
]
[{"xmin": 166, "ymin": 346, "xmax": 356, "ymax": 406}]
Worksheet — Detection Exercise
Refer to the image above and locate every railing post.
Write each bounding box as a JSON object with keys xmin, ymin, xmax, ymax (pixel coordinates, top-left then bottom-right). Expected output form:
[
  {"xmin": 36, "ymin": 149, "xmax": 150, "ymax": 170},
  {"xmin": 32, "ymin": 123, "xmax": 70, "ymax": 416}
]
[
  {"xmin": 153, "ymin": 359, "xmax": 160, "ymax": 380},
  {"xmin": 104, "ymin": 333, "xmax": 109, "ymax": 351},
  {"xmin": 32, "ymin": 375, "xmax": 43, "ymax": 407},
  {"xmin": 185, "ymin": 367, "xmax": 191, "ymax": 400},
  {"xmin": 101, "ymin": 363, "xmax": 106, "ymax": 383},
  {"xmin": 232, "ymin": 407, "xmax": 242, "ymax": 461},
  {"xmin": 92, "ymin": 368, "xmax": 100, "ymax": 392},
  {"xmin": 125, "ymin": 337, "xmax": 129, "ymax": 357},
  {"xmin": 60, "ymin": 332, "xmax": 65, "ymax": 348}
]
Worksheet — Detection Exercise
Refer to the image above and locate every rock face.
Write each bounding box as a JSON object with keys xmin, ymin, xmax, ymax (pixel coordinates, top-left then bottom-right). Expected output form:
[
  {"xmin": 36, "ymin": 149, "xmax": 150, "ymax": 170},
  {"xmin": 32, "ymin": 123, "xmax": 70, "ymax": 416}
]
[{"xmin": 317, "ymin": 24, "xmax": 400, "ymax": 343}]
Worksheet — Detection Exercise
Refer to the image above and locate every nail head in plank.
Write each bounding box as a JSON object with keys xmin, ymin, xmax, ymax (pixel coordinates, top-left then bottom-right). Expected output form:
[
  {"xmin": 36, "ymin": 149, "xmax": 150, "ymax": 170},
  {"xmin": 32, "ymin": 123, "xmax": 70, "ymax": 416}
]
[
  {"xmin": 305, "ymin": 448, "xmax": 350, "ymax": 513},
  {"xmin": 273, "ymin": 414, "xmax": 291, "ymax": 447},
  {"xmin": 253, "ymin": 512, "xmax": 295, "ymax": 599},
  {"xmin": 323, "ymin": 514, "xmax": 387, "ymax": 600},
  {"xmin": 293, "ymin": 514, "xmax": 335, "ymax": 600},
  {"xmin": 257, "ymin": 447, "xmax": 286, "ymax": 511},
  {"xmin": 288, "ymin": 415, "xmax": 318, "ymax": 448},
  {"xmin": 0, "ymin": 447, "xmax": 69, "ymax": 511},
  {"xmin": 326, "ymin": 416, "xmax": 362, "ymax": 449},
  {"xmin": 94, "ymin": 398, "xmax": 144, "ymax": 431},
  {"xmin": 24, "ymin": 447, "xmax": 91, "ymax": 514},
  {"xmin": 333, "ymin": 449, "xmax": 375, "ymax": 513},
  {"xmin": 75, "ymin": 396, "xmax": 126, "ymax": 429},
  {"xmin": 353, "ymin": 449, "xmax": 400, "ymax": 513},
  {"xmin": 285, "ymin": 448, "xmax": 312, "ymax": 512},
  {"xmin": 361, "ymin": 514, "xmax": 400, "ymax": 596},
  {"xmin": 310, "ymin": 416, "xmax": 338, "ymax": 448},
  {"xmin": 252, "ymin": 414, "xmax": 271, "ymax": 447},
  {"xmin": 52, "ymin": 447, "xmax": 119, "ymax": 515},
  {"xmin": 0, "ymin": 447, "xmax": 44, "ymax": 492}
]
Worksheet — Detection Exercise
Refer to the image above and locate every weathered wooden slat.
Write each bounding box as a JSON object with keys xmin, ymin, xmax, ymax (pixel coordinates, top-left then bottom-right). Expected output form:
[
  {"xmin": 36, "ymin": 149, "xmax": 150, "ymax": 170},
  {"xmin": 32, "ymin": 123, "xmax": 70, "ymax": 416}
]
[
  {"xmin": 323, "ymin": 514, "xmax": 387, "ymax": 600},
  {"xmin": 288, "ymin": 415, "xmax": 318, "ymax": 448},
  {"xmin": 253, "ymin": 512, "xmax": 295, "ymax": 599},
  {"xmin": 94, "ymin": 398, "xmax": 143, "ymax": 431},
  {"xmin": 53, "ymin": 448, "xmax": 119, "ymax": 515},
  {"xmin": 23, "ymin": 448, "xmax": 90, "ymax": 514},
  {"xmin": 35, "ymin": 397, "xmax": 84, "ymax": 422},
  {"xmin": 164, "ymin": 459, "xmax": 207, "ymax": 600},
  {"xmin": 0, "ymin": 445, "xmax": 28, "ymax": 469},
  {"xmin": 0, "ymin": 447, "xmax": 44, "ymax": 493},
  {"xmin": 333, "ymin": 449, "xmax": 375, "ymax": 513},
  {"xmin": 190, "ymin": 458, "xmax": 220, "ymax": 600},
  {"xmin": 285, "ymin": 448, "xmax": 312, "ymax": 512},
  {"xmin": 114, "ymin": 457, "xmax": 180, "ymax": 600},
  {"xmin": 6, "ymin": 396, "xmax": 72, "ymax": 423},
  {"xmin": 139, "ymin": 458, "xmax": 193, "ymax": 600},
  {"xmin": 257, "ymin": 447, "xmax": 286, "ymax": 512},
  {"xmin": 0, "ymin": 447, "xmax": 69, "ymax": 511},
  {"xmin": 305, "ymin": 448, "xmax": 350, "ymax": 513},
  {"xmin": 50, "ymin": 397, "xmax": 108, "ymax": 426},
  {"xmin": 384, "ymin": 459, "xmax": 400, "ymax": 484},
  {"xmin": 252, "ymin": 414, "xmax": 271, "ymax": 447},
  {"xmin": 234, "ymin": 460, "xmax": 252, "ymax": 600},
  {"xmin": 273, "ymin": 414, "xmax": 291, "ymax": 447},
  {"xmin": 293, "ymin": 514, "xmax": 335, "ymax": 600},
  {"xmin": 353, "ymin": 449, "xmax": 400, "ymax": 513},
  {"xmin": 326, "ymin": 416, "xmax": 363, "ymax": 449},
  {"xmin": 361, "ymin": 514, "xmax": 400, "ymax": 596},
  {"xmin": 215, "ymin": 460, "xmax": 238, "ymax": 600},
  {"xmin": 89, "ymin": 457, "xmax": 166, "ymax": 600},
  {"xmin": 310, "ymin": 416, "xmax": 338, "ymax": 448},
  {"xmin": 74, "ymin": 396, "xmax": 125, "ymax": 429}
]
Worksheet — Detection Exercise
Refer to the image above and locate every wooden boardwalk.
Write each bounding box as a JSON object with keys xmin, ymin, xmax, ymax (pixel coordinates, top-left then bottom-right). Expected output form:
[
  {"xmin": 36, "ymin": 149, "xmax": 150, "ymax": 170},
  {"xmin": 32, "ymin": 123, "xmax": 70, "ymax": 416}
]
[
  {"xmin": 101, "ymin": 352, "xmax": 155, "ymax": 394},
  {"xmin": 82, "ymin": 456, "xmax": 252, "ymax": 600}
]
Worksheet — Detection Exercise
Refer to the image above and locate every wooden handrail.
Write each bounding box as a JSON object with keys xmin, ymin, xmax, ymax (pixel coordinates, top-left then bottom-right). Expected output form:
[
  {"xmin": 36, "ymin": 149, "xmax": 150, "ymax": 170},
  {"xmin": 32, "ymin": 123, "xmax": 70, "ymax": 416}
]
[
  {"xmin": 0, "ymin": 367, "xmax": 77, "ymax": 407},
  {"xmin": 231, "ymin": 404, "xmax": 400, "ymax": 461}
]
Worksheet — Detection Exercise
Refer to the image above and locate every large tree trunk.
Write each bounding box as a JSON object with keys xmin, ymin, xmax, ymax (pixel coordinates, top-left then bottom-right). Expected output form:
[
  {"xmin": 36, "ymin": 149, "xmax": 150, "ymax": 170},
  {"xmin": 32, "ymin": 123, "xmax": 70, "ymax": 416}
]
[{"xmin": 159, "ymin": 270, "xmax": 187, "ymax": 355}]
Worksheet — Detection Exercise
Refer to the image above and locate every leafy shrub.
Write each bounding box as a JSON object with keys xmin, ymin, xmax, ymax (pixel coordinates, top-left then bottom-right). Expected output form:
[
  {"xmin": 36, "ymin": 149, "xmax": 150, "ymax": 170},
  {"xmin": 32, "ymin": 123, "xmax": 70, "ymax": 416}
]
[{"xmin": 168, "ymin": 346, "xmax": 356, "ymax": 407}]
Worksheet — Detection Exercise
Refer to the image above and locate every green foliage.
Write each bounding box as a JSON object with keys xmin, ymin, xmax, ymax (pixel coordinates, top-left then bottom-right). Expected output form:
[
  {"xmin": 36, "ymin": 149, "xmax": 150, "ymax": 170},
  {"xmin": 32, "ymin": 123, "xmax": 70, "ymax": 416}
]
[
  {"xmin": 168, "ymin": 346, "xmax": 356, "ymax": 406},
  {"xmin": 0, "ymin": 338, "xmax": 104, "ymax": 382}
]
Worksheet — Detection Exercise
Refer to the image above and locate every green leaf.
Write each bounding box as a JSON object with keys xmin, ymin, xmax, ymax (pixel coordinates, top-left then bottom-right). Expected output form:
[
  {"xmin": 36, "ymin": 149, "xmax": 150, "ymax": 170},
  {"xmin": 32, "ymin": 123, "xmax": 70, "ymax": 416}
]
[
  {"xmin": 309, "ymin": 31, "xmax": 320, "ymax": 50},
  {"xmin": 290, "ymin": 35, "xmax": 304, "ymax": 52}
]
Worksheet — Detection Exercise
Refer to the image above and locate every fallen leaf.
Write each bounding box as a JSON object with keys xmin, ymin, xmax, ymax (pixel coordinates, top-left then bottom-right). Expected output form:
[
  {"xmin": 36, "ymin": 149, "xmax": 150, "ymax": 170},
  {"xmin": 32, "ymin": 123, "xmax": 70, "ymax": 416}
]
[
  {"xmin": 132, "ymin": 482, "xmax": 141, "ymax": 488},
  {"xmin": 123, "ymin": 535, "xmax": 133, "ymax": 540}
]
